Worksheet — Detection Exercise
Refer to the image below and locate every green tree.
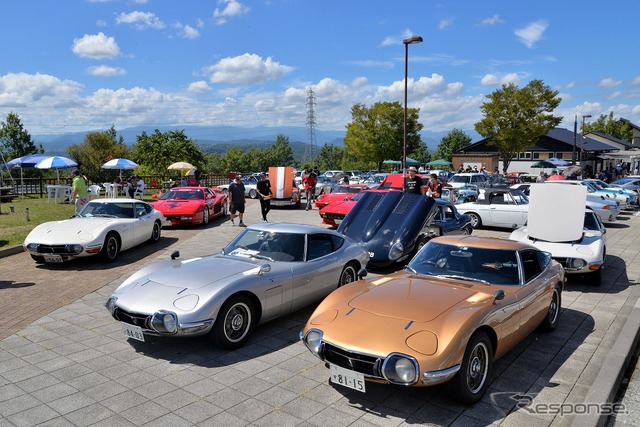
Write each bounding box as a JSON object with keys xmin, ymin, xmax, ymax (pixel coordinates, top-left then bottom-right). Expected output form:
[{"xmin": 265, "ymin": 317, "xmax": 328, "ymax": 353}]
[
  {"xmin": 130, "ymin": 129, "xmax": 205, "ymax": 176},
  {"xmin": 409, "ymin": 141, "xmax": 431, "ymax": 165},
  {"xmin": 475, "ymin": 80, "xmax": 562, "ymax": 174},
  {"xmin": 219, "ymin": 146, "xmax": 249, "ymax": 174},
  {"xmin": 432, "ymin": 129, "xmax": 472, "ymax": 162},
  {"xmin": 317, "ymin": 143, "xmax": 344, "ymax": 170},
  {"xmin": 344, "ymin": 101, "xmax": 423, "ymax": 171},
  {"xmin": 583, "ymin": 112, "xmax": 633, "ymax": 142},
  {"xmin": 0, "ymin": 112, "xmax": 43, "ymax": 160},
  {"xmin": 264, "ymin": 134, "xmax": 295, "ymax": 167},
  {"xmin": 67, "ymin": 127, "xmax": 129, "ymax": 182}
]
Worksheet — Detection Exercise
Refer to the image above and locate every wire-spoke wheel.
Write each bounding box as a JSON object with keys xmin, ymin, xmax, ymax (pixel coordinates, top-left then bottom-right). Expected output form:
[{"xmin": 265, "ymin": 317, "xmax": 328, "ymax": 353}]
[
  {"xmin": 449, "ymin": 331, "xmax": 493, "ymax": 404},
  {"xmin": 210, "ymin": 295, "xmax": 255, "ymax": 349}
]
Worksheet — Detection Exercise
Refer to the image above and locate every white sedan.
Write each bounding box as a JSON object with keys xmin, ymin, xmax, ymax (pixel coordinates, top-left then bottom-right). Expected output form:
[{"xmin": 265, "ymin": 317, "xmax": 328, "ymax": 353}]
[
  {"xmin": 456, "ymin": 189, "xmax": 529, "ymax": 229},
  {"xmin": 23, "ymin": 199, "xmax": 165, "ymax": 263},
  {"xmin": 218, "ymin": 175, "xmax": 259, "ymax": 199}
]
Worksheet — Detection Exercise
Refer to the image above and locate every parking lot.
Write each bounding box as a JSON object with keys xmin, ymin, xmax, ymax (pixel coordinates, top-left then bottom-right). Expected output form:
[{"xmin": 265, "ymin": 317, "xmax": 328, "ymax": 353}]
[{"xmin": 1, "ymin": 199, "xmax": 639, "ymax": 426}]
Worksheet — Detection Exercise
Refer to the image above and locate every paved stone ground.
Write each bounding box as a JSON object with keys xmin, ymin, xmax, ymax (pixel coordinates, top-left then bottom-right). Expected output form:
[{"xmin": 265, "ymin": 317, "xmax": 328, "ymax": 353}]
[{"xmin": 0, "ymin": 200, "xmax": 639, "ymax": 426}]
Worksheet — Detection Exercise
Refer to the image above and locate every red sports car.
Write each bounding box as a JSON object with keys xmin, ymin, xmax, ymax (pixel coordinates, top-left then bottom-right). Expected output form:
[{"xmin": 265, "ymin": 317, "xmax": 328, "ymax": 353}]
[
  {"xmin": 314, "ymin": 184, "xmax": 369, "ymax": 209},
  {"xmin": 319, "ymin": 191, "xmax": 365, "ymax": 227},
  {"xmin": 151, "ymin": 186, "xmax": 227, "ymax": 226}
]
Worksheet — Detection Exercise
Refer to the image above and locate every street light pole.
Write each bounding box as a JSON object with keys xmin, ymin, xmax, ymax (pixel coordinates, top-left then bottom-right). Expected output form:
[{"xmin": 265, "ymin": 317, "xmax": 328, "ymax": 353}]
[
  {"xmin": 580, "ymin": 114, "xmax": 592, "ymax": 163},
  {"xmin": 403, "ymin": 35, "xmax": 423, "ymax": 177}
]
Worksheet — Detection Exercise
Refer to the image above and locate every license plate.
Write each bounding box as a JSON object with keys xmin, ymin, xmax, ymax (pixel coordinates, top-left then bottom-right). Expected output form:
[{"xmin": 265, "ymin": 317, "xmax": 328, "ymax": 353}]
[
  {"xmin": 330, "ymin": 364, "xmax": 366, "ymax": 392},
  {"xmin": 272, "ymin": 200, "xmax": 286, "ymax": 206},
  {"xmin": 122, "ymin": 323, "xmax": 145, "ymax": 342},
  {"xmin": 43, "ymin": 254, "xmax": 63, "ymax": 263}
]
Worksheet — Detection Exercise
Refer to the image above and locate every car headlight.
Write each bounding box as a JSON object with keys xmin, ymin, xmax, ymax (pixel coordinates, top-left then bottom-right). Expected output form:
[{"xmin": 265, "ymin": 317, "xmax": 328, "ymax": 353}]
[
  {"xmin": 568, "ymin": 258, "xmax": 587, "ymax": 269},
  {"xmin": 382, "ymin": 353, "xmax": 419, "ymax": 385},
  {"xmin": 388, "ymin": 241, "xmax": 404, "ymax": 261},
  {"xmin": 302, "ymin": 329, "xmax": 324, "ymax": 359},
  {"xmin": 151, "ymin": 311, "xmax": 178, "ymax": 334},
  {"xmin": 105, "ymin": 296, "xmax": 117, "ymax": 314}
]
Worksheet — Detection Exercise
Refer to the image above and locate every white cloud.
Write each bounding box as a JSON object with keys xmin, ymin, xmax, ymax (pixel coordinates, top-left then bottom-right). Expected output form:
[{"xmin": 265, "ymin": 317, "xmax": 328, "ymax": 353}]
[
  {"xmin": 72, "ymin": 32, "xmax": 121, "ymax": 60},
  {"xmin": 381, "ymin": 29, "xmax": 418, "ymax": 47},
  {"xmin": 631, "ymin": 76, "xmax": 640, "ymax": 85},
  {"xmin": 515, "ymin": 20, "xmax": 548, "ymax": 48},
  {"xmin": 0, "ymin": 72, "xmax": 83, "ymax": 107},
  {"xmin": 115, "ymin": 11, "xmax": 165, "ymax": 30},
  {"xmin": 206, "ymin": 53, "xmax": 294, "ymax": 84},
  {"xmin": 480, "ymin": 15, "xmax": 504, "ymax": 26},
  {"xmin": 87, "ymin": 65, "xmax": 126, "ymax": 76},
  {"xmin": 187, "ymin": 81, "xmax": 211, "ymax": 93},
  {"xmin": 480, "ymin": 73, "xmax": 521, "ymax": 87},
  {"xmin": 438, "ymin": 19, "xmax": 453, "ymax": 30},
  {"xmin": 213, "ymin": 0, "xmax": 250, "ymax": 25},
  {"xmin": 599, "ymin": 78, "xmax": 622, "ymax": 88}
]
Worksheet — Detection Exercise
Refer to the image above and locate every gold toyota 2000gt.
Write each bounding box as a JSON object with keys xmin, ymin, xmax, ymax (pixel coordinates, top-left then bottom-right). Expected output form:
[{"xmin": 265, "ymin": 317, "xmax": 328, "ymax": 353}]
[{"xmin": 300, "ymin": 235, "xmax": 565, "ymax": 404}]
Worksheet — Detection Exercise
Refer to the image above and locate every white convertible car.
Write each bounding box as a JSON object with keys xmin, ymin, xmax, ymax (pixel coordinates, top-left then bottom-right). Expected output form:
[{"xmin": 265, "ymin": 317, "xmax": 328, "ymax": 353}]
[
  {"xmin": 456, "ymin": 189, "xmax": 529, "ymax": 229},
  {"xmin": 23, "ymin": 198, "xmax": 165, "ymax": 263},
  {"xmin": 510, "ymin": 184, "xmax": 606, "ymax": 286}
]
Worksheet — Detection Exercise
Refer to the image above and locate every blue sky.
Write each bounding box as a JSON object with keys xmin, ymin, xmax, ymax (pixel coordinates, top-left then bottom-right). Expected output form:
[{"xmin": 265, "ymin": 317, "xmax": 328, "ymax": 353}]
[{"xmin": 1, "ymin": 0, "xmax": 639, "ymax": 139}]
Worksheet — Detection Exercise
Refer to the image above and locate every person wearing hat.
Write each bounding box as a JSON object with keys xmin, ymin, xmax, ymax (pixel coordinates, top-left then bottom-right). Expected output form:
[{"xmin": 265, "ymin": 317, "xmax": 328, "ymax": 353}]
[
  {"xmin": 228, "ymin": 175, "xmax": 246, "ymax": 226},
  {"xmin": 404, "ymin": 166, "xmax": 423, "ymax": 195},
  {"xmin": 256, "ymin": 173, "xmax": 272, "ymax": 221}
]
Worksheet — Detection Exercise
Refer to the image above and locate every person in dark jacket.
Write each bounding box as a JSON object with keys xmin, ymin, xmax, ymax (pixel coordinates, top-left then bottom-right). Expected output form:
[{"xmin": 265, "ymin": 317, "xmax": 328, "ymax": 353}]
[{"xmin": 256, "ymin": 173, "xmax": 272, "ymax": 221}]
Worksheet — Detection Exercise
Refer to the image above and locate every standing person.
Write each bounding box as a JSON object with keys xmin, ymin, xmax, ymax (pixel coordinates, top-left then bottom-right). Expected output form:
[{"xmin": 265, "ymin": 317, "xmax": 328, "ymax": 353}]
[
  {"xmin": 228, "ymin": 175, "xmax": 246, "ymax": 226},
  {"xmin": 256, "ymin": 173, "xmax": 272, "ymax": 222},
  {"xmin": 403, "ymin": 166, "xmax": 423, "ymax": 195},
  {"xmin": 70, "ymin": 170, "xmax": 88, "ymax": 214},
  {"xmin": 303, "ymin": 169, "xmax": 317, "ymax": 210},
  {"xmin": 425, "ymin": 173, "xmax": 443, "ymax": 198}
]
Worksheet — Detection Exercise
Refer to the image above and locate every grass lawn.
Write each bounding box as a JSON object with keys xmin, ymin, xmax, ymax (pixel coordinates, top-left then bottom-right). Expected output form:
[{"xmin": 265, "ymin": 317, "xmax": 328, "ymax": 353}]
[{"xmin": 0, "ymin": 192, "xmax": 159, "ymax": 248}]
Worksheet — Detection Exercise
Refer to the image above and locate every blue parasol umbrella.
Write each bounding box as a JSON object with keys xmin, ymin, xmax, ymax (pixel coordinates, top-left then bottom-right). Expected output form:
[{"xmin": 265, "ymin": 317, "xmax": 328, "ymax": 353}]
[
  {"xmin": 102, "ymin": 158, "xmax": 138, "ymax": 179},
  {"xmin": 35, "ymin": 156, "xmax": 78, "ymax": 183}
]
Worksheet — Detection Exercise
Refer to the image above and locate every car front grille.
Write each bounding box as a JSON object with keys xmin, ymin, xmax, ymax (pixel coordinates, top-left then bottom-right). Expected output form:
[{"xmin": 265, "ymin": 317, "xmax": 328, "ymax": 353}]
[
  {"xmin": 322, "ymin": 342, "xmax": 384, "ymax": 379},
  {"xmin": 322, "ymin": 213, "xmax": 345, "ymax": 220},
  {"xmin": 112, "ymin": 307, "xmax": 151, "ymax": 329},
  {"xmin": 30, "ymin": 244, "xmax": 82, "ymax": 255}
]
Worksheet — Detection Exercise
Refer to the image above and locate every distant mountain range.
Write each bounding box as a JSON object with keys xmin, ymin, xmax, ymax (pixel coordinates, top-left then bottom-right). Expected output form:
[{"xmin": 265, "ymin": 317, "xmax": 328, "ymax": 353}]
[{"xmin": 32, "ymin": 125, "xmax": 480, "ymax": 160}]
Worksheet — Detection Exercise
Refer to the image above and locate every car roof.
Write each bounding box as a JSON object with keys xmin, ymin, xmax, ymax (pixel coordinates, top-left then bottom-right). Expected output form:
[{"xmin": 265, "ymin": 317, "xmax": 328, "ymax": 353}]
[
  {"xmin": 246, "ymin": 222, "xmax": 341, "ymax": 235},
  {"xmin": 431, "ymin": 235, "xmax": 534, "ymax": 251}
]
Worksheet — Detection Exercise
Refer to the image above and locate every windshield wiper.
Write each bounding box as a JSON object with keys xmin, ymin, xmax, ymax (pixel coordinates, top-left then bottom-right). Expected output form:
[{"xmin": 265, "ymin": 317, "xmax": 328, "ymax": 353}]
[
  {"xmin": 250, "ymin": 253, "xmax": 274, "ymax": 262},
  {"xmin": 436, "ymin": 274, "xmax": 490, "ymax": 284}
]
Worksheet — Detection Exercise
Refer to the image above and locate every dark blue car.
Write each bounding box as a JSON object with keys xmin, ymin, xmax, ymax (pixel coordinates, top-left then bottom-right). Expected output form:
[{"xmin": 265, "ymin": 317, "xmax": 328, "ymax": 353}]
[
  {"xmin": 428, "ymin": 199, "xmax": 473, "ymax": 237},
  {"xmin": 337, "ymin": 191, "xmax": 437, "ymax": 267}
]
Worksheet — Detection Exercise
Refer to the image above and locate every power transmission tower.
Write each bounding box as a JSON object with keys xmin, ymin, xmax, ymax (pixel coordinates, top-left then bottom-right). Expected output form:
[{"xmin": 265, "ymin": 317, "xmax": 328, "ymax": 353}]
[{"xmin": 305, "ymin": 87, "xmax": 317, "ymax": 166}]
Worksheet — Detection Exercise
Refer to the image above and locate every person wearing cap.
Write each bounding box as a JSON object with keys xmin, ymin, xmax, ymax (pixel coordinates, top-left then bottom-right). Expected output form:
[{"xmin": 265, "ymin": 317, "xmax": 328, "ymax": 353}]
[
  {"xmin": 228, "ymin": 175, "xmax": 246, "ymax": 226},
  {"xmin": 403, "ymin": 166, "xmax": 423, "ymax": 195},
  {"xmin": 70, "ymin": 169, "xmax": 88, "ymax": 214},
  {"xmin": 256, "ymin": 173, "xmax": 272, "ymax": 222}
]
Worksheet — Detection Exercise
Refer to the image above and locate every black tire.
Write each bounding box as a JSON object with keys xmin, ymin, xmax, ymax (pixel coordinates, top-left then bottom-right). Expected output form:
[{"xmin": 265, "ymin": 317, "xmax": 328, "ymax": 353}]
[
  {"xmin": 149, "ymin": 221, "xmax": 161, "ymax": 243},
  {"xmin": 30, "ymin": 254, "xmax": 45, "ymax": 264},
  {"xmin": 210, "ymin": 295, "xmax": 255, "ymax": 349},
  {"xmin": 449, "ymin": 331, "xmax": 493, "ymax": 404},
  {"xmin": 462, "ymin": 225, "xmax": 473, "ymax": 235},
  {"xmin": 222, "ymin": 202, "xmax": 228, "ymax": 216},
  {"xmin": 590, "ymin": 247, "xmax": 605, "ymax": 286},
  {"xmin": 338, "ymin": 263, "xmax": 358, "ymax": 287},
  {"xmin": 202, "ymin": 207, "xmax": 209, "ymax": 225},
  {"xmin": 100, "ymin": 232, "xmax": 120, "ymax": 262},
  {"xmin": 467, "ymin": 212, "xmax": 482, "ymax": 228},
  {"xmin": 541, "ymin": 286, "xmax": 561, "ymax": 331},
  {"xmin": 249, "ymin": 189, "xmax": 258, "ymax": 199}
]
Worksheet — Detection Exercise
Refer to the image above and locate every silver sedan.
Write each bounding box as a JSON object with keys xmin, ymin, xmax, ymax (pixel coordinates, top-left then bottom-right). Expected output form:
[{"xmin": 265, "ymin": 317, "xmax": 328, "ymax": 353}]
[{"xmin": 105, "ymin": 223, "xmax": 370, "ymax": 349}]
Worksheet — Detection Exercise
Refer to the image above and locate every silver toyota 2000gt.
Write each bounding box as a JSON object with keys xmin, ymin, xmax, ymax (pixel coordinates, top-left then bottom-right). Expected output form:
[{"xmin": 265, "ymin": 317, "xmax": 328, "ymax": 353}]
[{"xmin": 105, "ymin": 223, "xmax": 370, "ymax": 349}]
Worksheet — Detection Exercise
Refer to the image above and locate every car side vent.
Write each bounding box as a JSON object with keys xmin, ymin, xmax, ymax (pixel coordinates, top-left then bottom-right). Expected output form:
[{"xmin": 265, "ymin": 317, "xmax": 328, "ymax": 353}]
[
  {"xmin": 392, "ymin": 196, "xmax": 414, "ymax": 215},
  {"xmin": 364, "ymin": 193, "xmax": 384, "ymax": 211}
]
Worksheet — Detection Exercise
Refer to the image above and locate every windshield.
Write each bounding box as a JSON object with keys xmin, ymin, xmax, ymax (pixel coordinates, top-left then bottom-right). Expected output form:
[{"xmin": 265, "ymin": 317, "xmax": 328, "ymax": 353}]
[
  {"xmin": 407, "ymin": 241, "xmax": 520, "ymax": 285},
  {"xmin": 79, "ymin": 202, "xmax": 135, "ymax": 219},
  {"xmin": 509, "ymin": 190, "xmax": 529, "ymax": 204},
  {"xmin": 224, "ymin": 229, "xmax": 305, "ymax": 262},
  {"xmin": 160, "ymin": 189, "xmax": 204, "ymax": 200},
  {"xmin": 449, "ymin": 175, "xmax": 470, "ymax": 184},
  {"xmin": 333, "ymin": 185, "xmax": 363, "ymax": 194}
]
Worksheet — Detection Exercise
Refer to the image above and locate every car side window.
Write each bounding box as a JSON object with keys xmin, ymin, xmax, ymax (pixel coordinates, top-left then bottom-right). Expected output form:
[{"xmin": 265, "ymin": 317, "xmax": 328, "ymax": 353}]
[
  {"xmin": 135, "ymin": 203, "xmax": 148, "ymax": 217},
  {"xmin": 520, "ymin": 250, "xmax": 543, "ymax": 282},
  {"xmin": 307, "ymin": 234, "xmax": 338, "ymax": 261},
  {"xmin": 444, "ymin": 206, "xmax": 455, "ymax": 219}
]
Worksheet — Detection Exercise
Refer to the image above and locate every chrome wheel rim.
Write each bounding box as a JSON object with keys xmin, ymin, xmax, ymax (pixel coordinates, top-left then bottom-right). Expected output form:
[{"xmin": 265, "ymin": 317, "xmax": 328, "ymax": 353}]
[{"xmin": 467, "ymin": 342, "xmax": 489, "ymax": 394}]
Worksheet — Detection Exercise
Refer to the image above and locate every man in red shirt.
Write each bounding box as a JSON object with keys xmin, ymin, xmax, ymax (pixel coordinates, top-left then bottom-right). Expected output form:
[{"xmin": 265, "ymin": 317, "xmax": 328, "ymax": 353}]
[{"xmin": 302, "ymin": 169, "xmax": 317, "ymax": 210}]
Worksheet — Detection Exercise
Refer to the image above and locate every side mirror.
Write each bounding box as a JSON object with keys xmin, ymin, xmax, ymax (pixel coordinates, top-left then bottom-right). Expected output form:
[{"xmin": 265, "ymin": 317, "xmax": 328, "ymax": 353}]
[
  {"xmin": 258, "ymin": 264, "xmax": 271, "ymax": 276},
  {"xmin": 493, "ymin": 289, "xmax": 505, "ymax": 304},
  {"xmin": 171, "ymin": 251, "xmax": 180, "ymax": 260},
  {"xmin": 357, "ymin": 268, "xmax": 368, "ymax": 280}
]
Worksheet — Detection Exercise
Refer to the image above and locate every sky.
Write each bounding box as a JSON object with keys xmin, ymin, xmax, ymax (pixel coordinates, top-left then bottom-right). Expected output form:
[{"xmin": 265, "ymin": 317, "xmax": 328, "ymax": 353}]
[{"xmin": 1, "ymin": 0, "xmax": 639, "ymax": 140}]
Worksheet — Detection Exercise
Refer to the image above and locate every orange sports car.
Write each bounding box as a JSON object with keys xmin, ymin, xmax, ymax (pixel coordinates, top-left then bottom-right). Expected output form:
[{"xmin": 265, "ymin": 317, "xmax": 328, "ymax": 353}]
[{"xmin": 300, "ymin": 235, "xmax": 565, "ymax": 404}]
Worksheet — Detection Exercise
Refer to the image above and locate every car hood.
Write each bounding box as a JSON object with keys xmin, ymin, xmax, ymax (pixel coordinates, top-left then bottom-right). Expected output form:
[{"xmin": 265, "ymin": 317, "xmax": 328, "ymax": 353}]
[
  {"xmin": 142, "ymin": 255, "xmax": 262, "ymax": 290},
  {"xmin": 26, "ymin": 218, "xmax": 118, "ymax": 243},
  {"xmin": 348, "ymin": 273, "xmax": 478, "ymax": 322},
  {"xmin": 152, "ymin": 199, "xmax": 202, "ymax": 212}
]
